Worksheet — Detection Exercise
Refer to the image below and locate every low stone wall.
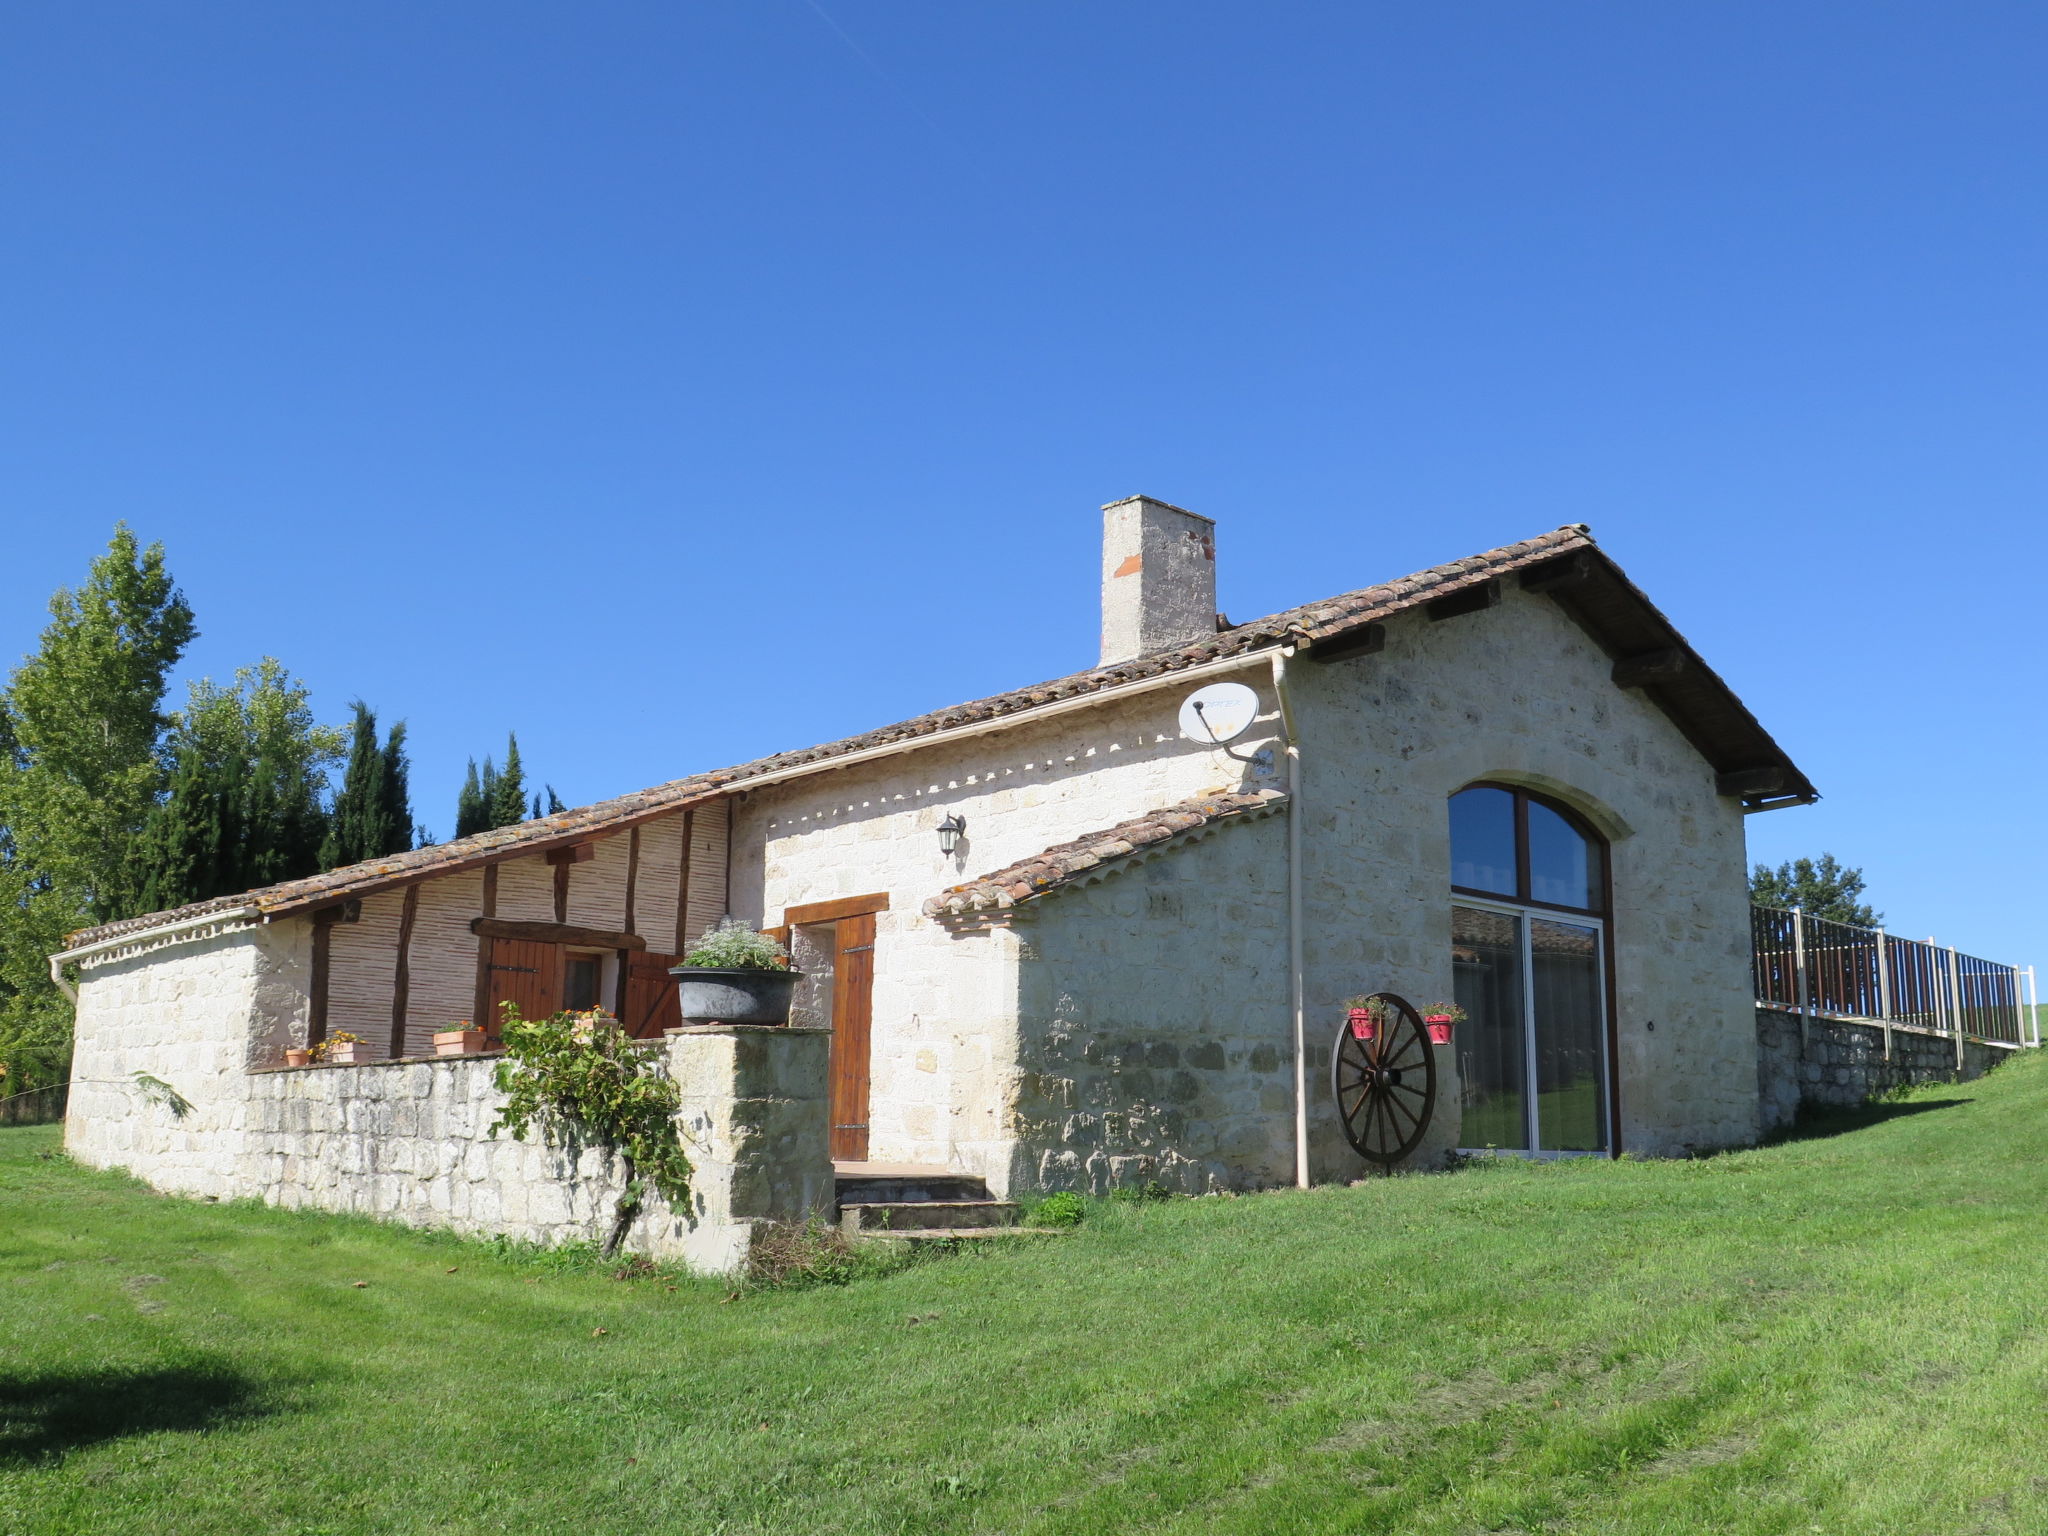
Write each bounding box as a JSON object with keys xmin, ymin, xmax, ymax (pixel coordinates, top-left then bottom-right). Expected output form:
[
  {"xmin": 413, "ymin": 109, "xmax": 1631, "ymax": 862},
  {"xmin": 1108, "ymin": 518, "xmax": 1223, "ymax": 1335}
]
[
  {"xmin": 1755, "ymin": 1006, "xmax": 2018, "ymax": 1136},
  {"xmin": 86, "ymin": 1025, "xmax": 833, "ymax": 1274}
]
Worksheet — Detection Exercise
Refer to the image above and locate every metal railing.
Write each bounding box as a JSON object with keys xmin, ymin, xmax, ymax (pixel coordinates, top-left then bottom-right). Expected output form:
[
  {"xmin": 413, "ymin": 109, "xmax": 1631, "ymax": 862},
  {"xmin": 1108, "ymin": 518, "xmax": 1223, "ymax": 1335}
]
[{"xmin": 1751, "ymin": 904, "xmax": 2038, "ymax": 1052}]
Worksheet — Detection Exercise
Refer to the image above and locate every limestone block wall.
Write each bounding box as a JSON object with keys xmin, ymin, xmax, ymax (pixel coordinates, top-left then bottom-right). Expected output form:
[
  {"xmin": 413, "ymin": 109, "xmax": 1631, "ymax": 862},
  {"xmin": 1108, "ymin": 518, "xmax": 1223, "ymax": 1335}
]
[
  {"xmin": 1008, "ymin": 812, "xmax": 1292, "ymax": 1194},
  {"xmin": 1755, "ymin": 1007, "xmax": 2017, "ymax": 1136},
  {"xmin": 1293, "ymin": 588, "xmax": 1760, "ymax": 1165},
  {"xmin": 65, "ymin": 922, "xmax": 311, "ymax": 1198},
  {"xmin": 729, "ymin": 676, "xmax": 1287, "ymax": 1172},
  {"xmin": 79, "ymin": 1024, "xmax": 832, "ymax": 1274}
]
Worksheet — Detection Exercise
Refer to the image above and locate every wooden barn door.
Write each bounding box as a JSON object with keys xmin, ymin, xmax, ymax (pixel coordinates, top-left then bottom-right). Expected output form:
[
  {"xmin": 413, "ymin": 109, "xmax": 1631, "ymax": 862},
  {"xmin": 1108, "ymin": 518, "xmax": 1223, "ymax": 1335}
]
[
  {"xmin": 484, "ymin": 938, "xmax": 561, "ymax": 1041},
  {"xmin": 829, "ymin": 912, "xmax": 876, "ymax": 1162},
  {"xmin": 782, "ymin": 895, "xmax": 887, "ymax": 1164},
  {"xmin": 620, "ymin": 951, "xmax": 682, "ymax": 1039}
]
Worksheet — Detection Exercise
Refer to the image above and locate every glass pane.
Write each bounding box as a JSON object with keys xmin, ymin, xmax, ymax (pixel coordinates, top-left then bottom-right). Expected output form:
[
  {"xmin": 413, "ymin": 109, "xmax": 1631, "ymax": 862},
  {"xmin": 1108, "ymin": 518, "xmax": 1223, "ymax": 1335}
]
[
  {"xmin": 1531, "ymin": 918, "xmax": 1605, "ymax": 1151},
  {"xmin": 788, "ymin": 925, "xmax": 836, "ymax": 1031},
  {"xmin": 1528, "ymin": 800, "xmax": 1600, "ymax": 910},
  {"xmin": 1450, "ymin": 787, "xmax": 1517, "ymax": 896},
  {"xmin": 1453, "ymin": 905, "xmax": 1527, "ymax": 1150},
  {"xmin": 564, "ymin": 955, "xmax": 603, "ymax": 1012}
]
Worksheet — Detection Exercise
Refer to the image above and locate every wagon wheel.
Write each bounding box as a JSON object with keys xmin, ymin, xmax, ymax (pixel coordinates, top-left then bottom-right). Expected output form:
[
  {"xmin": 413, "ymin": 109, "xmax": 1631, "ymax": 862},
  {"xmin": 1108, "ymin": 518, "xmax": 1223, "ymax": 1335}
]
[{"xmin": 1330, "ymin": 992, "xmax": 1438, "ymax": 1169}]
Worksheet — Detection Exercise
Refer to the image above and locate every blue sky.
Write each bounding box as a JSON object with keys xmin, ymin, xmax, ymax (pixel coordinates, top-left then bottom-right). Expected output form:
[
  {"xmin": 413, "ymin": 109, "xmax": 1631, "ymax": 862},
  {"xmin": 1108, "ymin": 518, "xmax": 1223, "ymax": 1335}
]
[{"xmin": 3, "ymin": 3, "xmax": 2043, "ymax": 967}]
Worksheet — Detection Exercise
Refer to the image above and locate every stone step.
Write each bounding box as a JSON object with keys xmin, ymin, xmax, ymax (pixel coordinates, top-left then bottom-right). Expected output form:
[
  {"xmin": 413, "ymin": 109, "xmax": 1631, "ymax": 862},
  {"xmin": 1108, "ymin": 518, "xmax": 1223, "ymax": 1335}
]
[
  {"xmin": 840, "ymin": 1199, "xmax": 1019, "ymax": 1233},
  {"xmin": 835, "ymin": 1168, "xmax": 994, "ymax": 1205}
]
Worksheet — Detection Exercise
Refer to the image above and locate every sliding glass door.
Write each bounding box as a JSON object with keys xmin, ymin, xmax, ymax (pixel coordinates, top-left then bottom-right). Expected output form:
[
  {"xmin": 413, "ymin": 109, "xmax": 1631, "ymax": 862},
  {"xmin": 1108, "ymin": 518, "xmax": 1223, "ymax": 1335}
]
[{"xmin": 1452, "ymin": 902, "xmax": 1607, "ymax": 1154}]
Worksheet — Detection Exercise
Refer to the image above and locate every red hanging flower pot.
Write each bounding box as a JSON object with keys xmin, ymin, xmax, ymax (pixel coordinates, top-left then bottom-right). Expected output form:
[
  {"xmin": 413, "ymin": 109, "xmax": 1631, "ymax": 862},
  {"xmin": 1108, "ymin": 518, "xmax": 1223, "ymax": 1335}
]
[
  {"xmin": 1347, "ymin": 1008, "xmax": 1377, "ymax": 1041},
  {"xmin": 1421, "ymin": 1003, "xmax": 1464, "ymax": 1046}
]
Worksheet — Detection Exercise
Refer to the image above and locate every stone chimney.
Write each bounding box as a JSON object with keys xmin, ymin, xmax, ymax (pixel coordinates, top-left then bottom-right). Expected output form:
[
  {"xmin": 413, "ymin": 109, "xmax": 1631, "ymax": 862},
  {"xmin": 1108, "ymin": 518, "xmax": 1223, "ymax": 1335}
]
[{"xmin": 1099, "ymin": 495, "xmax": 1217, "ymax": 667}]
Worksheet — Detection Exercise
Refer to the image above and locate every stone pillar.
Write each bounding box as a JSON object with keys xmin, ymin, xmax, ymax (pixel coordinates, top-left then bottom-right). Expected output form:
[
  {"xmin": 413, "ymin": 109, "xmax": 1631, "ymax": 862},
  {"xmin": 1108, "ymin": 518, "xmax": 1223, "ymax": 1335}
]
[{"xmin": 665, "ymin": 1024, "xmax": 834, "ymax": 1275}]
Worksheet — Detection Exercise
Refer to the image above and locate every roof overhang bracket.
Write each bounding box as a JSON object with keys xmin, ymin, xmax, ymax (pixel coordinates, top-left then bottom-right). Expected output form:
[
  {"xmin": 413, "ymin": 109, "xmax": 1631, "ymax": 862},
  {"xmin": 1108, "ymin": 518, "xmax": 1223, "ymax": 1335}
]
[
  {"xmin": 1307, "ymin": 623, "xmax": 1385, "ymax": 664},
  {"xmin": 1612, "ymin": 648, "xmax": 1688, "ymax": 688},
  {"xmin": 1518, "ymin": 551, "xmax": 1598, "ymax": 595},
  {"xmin": 1425, "ymin": 580, "xmax": 1500, "ymax": 623}
]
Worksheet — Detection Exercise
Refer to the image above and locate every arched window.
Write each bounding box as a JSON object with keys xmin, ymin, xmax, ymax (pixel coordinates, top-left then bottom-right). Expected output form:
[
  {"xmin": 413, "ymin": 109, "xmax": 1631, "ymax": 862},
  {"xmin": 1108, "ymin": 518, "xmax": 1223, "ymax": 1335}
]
[{"xmin": 1448, "ymin": 784, "xmax": 1611, "ymax": 1156}]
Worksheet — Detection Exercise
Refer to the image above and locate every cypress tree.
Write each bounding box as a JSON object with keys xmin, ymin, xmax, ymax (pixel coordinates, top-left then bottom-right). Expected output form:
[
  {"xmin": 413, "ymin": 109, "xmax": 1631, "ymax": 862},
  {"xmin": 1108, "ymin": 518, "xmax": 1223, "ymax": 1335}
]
[
  {"xmin": 377, "ymin": 720, "xmax": 413, "ymax": 857},
  {"xmin": 321, "ymin": 702, "xmax": 409, "ymax": 870},
  {"xmin": 489, "ymin": 734, "xmax": 527, "ymax": 829},
  {"xmin": 454, "ymin": 759, "xmax": 487, "ymax": 840}
]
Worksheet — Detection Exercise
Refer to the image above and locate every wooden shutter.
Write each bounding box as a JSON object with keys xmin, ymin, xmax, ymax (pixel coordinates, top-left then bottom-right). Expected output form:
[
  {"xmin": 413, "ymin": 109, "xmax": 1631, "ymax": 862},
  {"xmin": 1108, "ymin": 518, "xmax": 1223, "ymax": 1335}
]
[
  {"xmin": 621, "ymin": 951, "xmax": 681, "ymax": 1040},
  {"xmin": 484, "ymin": 938, "xmax": 561, "ymax": 1040}
]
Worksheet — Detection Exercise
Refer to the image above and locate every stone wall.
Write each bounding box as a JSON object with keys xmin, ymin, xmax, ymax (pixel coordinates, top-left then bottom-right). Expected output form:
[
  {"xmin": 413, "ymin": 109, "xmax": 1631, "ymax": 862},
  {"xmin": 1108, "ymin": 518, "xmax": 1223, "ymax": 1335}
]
[
  {"xmin": 66, "ymin": 924, "xmax": 310, "ymax": 1199},
  {"xmin": 728, "ymin": 580, "xmax": 1767, "ymax": 1184},
  {"xmin": 1754, "ymin": 1006, "xmax": 2018, "ymax": 1136},
  {"xmin": 1292, "ymin": 588, "xmax": 1760, "ymax": 1165},
  {"xmin": 1010, "ymin": 810, "xmax": 1293, "ymax": 1195},
  {"xmin": 72, "ymin": 1022, "xmax": 832, "ymax": 1274},
  {"xmin": 731, "ymin": 674, "xmax": 1291, "ymax": 1179}
]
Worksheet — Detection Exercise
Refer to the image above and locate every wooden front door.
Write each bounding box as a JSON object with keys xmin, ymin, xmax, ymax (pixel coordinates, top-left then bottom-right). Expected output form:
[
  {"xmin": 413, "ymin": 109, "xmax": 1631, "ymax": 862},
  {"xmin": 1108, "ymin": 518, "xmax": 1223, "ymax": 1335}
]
[
  {"xmin": 484, "ymin": 938, "xmax": 561, "ymax": 1041},
  {"xmin": 828, "ymin": 912, "xmax": 876, "ymax": 1161},
  {"xmin": 783, "ymin": 894, "xmax": 887, "ymax": 1163}
]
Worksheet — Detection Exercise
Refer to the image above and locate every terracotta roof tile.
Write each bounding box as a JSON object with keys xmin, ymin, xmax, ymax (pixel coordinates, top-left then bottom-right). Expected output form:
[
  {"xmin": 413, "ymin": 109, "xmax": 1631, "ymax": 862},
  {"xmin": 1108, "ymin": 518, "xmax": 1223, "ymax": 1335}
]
[
  {"xmin": 68, "ymin": 521, "xmax": 1808, "ymax": 950},
  {"xmin": 923, "ymin": 788, "xmax": 1288, "ymax": 920}
]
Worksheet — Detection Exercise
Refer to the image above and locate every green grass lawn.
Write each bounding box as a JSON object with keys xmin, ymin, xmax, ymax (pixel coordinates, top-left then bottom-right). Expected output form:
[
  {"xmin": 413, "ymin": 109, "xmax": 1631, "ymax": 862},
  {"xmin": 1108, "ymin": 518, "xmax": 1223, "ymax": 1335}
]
[{"xmin": 7, "ymin": 1062, "xmax": 2048, "ymax": 1536}]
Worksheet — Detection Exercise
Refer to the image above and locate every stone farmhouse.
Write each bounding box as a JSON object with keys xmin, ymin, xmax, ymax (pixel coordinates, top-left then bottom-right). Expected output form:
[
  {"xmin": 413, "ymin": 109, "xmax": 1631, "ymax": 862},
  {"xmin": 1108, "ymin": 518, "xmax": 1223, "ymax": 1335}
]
[{"xmin": 57, "ymin": 497, "xmax": 1826, "ymax": 1264}]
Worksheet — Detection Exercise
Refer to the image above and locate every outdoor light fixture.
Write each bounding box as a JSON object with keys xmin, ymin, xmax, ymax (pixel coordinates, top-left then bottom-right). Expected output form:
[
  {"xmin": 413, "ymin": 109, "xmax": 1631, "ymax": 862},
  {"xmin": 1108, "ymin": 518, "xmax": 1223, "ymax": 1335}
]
[{"xmin": 936, "ymin": 814, "xmax": 966, "ymax": 855}]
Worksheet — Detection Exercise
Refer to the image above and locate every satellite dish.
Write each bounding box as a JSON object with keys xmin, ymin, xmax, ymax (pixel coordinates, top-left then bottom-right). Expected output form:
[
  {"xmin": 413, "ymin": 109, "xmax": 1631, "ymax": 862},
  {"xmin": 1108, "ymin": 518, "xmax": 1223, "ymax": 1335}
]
[{"xmin": 1179, "ymin": 681, "xmax": 1262, "ymax": 744}]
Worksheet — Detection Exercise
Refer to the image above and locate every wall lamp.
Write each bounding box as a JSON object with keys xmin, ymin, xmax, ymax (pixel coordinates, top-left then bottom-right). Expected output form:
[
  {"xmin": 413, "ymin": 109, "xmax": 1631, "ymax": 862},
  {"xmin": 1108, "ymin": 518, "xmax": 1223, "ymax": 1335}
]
[{"xmin": 936, "ymin": 814, "xmax": 967, "ymax": 855}]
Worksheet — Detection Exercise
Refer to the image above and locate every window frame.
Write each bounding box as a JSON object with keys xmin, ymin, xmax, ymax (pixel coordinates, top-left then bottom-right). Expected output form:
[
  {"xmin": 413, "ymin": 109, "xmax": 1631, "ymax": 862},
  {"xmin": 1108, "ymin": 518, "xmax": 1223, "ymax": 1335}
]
[
  {"xmin": 1449, "ymin": 781, "xmax": 1621, "ymax": 1156},
  {"xmin": 1450, "ymin": 781, "xmax": 1611, "ymax": 919},
  {"xmin": 561, "ymin": 948, "xmax": 608, "ymax": 1014}
]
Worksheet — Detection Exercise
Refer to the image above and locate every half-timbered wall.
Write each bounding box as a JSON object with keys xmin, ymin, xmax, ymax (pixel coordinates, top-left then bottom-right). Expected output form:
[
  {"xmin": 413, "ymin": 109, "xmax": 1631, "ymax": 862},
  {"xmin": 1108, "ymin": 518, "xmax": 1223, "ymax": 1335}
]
[{"xmin": 312, "ymin": 800, "xmax": 730, "ymax": 1057}]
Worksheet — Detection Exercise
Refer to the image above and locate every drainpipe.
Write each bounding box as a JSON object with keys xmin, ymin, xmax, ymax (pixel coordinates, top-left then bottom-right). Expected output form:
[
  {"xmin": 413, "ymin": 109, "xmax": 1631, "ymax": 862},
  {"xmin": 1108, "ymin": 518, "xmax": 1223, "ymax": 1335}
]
[
  {"xmin": 1270, "ymin": 647, "xmax": 1309, "ymax": 1189},
  {"xmin": 47, "ymin": 954, "xmax": 77, "ymax": 1005}
]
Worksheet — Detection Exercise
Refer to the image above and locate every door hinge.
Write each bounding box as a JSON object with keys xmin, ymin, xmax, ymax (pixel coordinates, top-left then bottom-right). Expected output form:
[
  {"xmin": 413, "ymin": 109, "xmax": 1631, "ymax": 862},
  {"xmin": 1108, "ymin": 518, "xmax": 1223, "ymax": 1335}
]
[{"xmin": 840, "ymin": 944, "xmax": 874, "ymax": 954}]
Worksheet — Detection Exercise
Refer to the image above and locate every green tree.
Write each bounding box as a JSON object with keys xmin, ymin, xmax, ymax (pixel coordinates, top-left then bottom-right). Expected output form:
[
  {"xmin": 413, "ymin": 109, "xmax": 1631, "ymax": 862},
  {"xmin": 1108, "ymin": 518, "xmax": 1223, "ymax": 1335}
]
[
  {"xmin": 141, "ymin": 662, "xmax": 343, "ymax": 908},
  {"xmin": 1749, "ymin": 853, "xmax": 1882, "ymax": 928},
  {"xmin": 454, "ymin": 759, "xmax": 488, "ymax": 840},
  {"xmin": 488, "ymin": 733, "xmax": 527, "ymax": 830},
  {"xmin": 321, "ymin": 702, "xmax": 412, "ymax": 871},
  {"xmin": 0, "ymin": 526, "xmax": 197, "ymax": 1086}
]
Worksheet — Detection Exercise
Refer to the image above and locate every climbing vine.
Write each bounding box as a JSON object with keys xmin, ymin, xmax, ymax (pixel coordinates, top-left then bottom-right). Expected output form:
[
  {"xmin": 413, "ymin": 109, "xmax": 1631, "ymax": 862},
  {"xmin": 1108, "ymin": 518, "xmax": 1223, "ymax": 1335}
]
[{"xmin": 489, "ymin": 1004, "xmax": 691, "ymax": 1257}]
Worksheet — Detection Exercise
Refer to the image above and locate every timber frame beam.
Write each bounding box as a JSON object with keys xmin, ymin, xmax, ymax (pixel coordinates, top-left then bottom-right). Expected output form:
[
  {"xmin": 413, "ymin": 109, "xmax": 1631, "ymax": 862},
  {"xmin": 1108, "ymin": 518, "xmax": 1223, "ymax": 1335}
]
[{"xmin": 470, "ymin": 917, "xmax": 648, "ymax": 951}]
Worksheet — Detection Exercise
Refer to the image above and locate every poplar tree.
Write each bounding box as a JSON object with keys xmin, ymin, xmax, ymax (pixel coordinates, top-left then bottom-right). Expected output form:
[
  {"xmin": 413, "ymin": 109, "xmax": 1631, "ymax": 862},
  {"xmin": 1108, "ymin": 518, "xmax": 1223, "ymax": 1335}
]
[
  {"xmin": 0, "ymin": 526, "xmax": 197, "ymax": 1085},
  {"xmin": 142, "ymin": 662, "xmax": 343, "ymax": 906}
]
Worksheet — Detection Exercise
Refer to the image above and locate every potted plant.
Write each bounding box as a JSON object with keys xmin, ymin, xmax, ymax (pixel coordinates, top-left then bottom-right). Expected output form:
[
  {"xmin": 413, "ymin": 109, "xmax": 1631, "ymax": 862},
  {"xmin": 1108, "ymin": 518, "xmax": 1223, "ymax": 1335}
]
[
  {"xmin": 283, "ymin": 1047, "xmax": 312, "ymax": 1068},
  {"xmin": 669, "ymin": 920, "xmax": 799, "ymax": 1026},
  {"xmin": 433, "ymin": 1020, "xmax": 487, "ymax": 1057},
  {"xmin": 1344, "ymin": 995, "xmax": 1386, "ymax": 1041},
  {"xmin": 321, "ymin": 1031, "xmax": 374, "ymax": 1065},
  {"xmin": 1421, "ymin": 1003, "xmax": 1466, "ymax": 1046}
]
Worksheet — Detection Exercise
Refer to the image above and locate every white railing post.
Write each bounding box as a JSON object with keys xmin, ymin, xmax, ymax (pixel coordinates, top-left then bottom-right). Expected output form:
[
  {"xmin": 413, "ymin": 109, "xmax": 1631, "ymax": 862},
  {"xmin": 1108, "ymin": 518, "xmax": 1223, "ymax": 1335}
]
[
  {"xmin": 1874, "ymin": 927, "xmax": 1893, "ymax": 1061},
  {"xmin": 1947, "ymin": 946, "xmax": 1966, "ymax": 1070},
  {"xmin": 1792, "ymin": 907, "xmax": 1811, "ymax": 1057},
  {"xmin": 2029, "ymin": 965, "xmax": 2040, "ymax": 1049}
]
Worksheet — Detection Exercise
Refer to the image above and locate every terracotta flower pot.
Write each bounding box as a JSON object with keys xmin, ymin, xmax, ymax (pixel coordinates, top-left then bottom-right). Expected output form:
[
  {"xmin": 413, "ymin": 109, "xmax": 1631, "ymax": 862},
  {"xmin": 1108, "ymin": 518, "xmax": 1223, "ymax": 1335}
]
[
  {"xmin": 1347, "ymin": 1008, "xmax": 1378, "ymax": 1041},
  {"xmin": 433, "ymin": 1028, "xmax": 486, "ymax": 1057},
  {"xmin": 1425, "ymin": 1015, "xmax": 1456, "ymax": 1046},
  {"xmin": 284, "ymin": 1048, "xmax": 312, "ymax": 1068},
  {"xmin": 329, "ymin": 1042, "xmax": 376, "ymax": 1065}
]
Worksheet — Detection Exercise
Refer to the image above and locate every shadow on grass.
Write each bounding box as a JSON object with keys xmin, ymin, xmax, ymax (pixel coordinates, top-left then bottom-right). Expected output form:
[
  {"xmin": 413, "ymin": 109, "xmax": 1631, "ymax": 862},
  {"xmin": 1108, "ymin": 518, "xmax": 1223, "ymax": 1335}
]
[
  {"xmin": 1766, "ymin": 1096, "xmax": 1974, "ymax": 1146},
  {"xmin": 0, "ymin": 1363, "xmax": 277, "ymax": 1464}
]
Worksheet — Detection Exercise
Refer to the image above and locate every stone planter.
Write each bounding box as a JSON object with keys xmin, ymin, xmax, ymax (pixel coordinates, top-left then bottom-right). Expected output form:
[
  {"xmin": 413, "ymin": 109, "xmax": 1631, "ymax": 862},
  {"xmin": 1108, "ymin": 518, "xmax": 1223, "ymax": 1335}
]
[
  {"xmin": 284, "ymin": 1048, "xmax": 312, "ymax": 1068},
  {"xmin": 328, "ymin": 1042, "xmax": 377, "ymax": 1066},
  {"xmin": 668, "ymin": 966, "xmax": 800, "ymax": 1027},
  {"xmin": 433, "ymin": 1028, "xmax": 487, "ymax": 1057}
]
